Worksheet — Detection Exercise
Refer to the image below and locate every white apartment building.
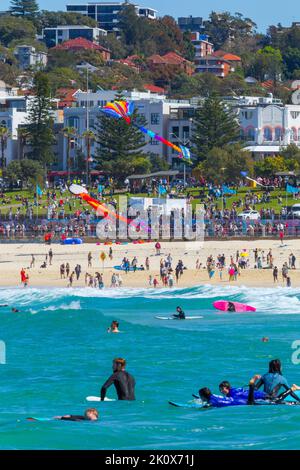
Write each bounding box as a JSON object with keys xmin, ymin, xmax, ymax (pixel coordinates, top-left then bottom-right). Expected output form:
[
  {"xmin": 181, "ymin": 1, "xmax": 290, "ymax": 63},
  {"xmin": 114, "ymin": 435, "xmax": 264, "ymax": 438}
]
[
  {"xmin": 0, "ymin": 81, "xmax": 63, "ymax": 166},
  {"xmin": 230, "ymin": 95, "xmax": 300, "ymax": 158},
  {"xmin": 62, "ymin": 89, "xmax": 192, "ymax": 169}
]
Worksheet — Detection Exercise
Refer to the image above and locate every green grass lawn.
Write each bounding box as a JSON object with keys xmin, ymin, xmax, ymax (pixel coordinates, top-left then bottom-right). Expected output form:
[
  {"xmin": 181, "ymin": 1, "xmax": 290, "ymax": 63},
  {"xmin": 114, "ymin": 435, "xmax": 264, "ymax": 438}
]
[{"xmin": 0, "ymin": 186, "xmax": 297, "ymax": 218}]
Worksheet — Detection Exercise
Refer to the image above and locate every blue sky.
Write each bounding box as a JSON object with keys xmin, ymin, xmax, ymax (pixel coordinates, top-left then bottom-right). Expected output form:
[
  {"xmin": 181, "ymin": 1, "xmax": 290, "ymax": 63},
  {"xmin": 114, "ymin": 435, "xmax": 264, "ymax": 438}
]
[{"xmin": 1, "ymin": 0, "xmax": 299, "ymax": 33}]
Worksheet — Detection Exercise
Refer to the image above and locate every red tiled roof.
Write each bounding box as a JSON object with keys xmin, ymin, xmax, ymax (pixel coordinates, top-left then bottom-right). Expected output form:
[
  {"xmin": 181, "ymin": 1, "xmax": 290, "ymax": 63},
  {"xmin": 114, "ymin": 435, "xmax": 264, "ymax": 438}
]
[
  {"xmin": 144, "ymin": 84, "xmax": 165, "ymax": 93},
  {"xmin": 54, "ymin": 37, "xmax": 110, "ymax": 53},
  {"xmin": 212, "ymin": 50, "xmax": 241, "ymax": 61},
  {"xmin": 148, "ymin": 52, "xmax": 192, "ymax": 66}
]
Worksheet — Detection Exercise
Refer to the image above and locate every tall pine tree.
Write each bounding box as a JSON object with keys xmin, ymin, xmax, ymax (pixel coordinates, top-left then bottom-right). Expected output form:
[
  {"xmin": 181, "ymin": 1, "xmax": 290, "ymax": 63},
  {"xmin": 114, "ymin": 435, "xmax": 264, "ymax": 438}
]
[
  {"xmin": 26, "ymin": 72, "xmax": 55, "ymax": 172},
  {"xmin": 94, "ymin": 105, "xmax": 150, "ymax": 183},
  {"xmin": 10, "ymin": 0, "xmax": 39, "ymax": 19},
  {"xmin": 192, "ymin": 94, "xmax": 240, "ymax": 163}
]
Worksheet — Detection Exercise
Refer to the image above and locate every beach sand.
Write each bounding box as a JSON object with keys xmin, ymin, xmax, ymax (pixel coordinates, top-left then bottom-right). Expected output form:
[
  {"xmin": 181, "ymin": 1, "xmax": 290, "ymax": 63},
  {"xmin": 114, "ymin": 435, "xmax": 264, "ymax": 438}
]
[{"xmin": 0, "ymin": 239, "xmax": 300, "ymax": 289}]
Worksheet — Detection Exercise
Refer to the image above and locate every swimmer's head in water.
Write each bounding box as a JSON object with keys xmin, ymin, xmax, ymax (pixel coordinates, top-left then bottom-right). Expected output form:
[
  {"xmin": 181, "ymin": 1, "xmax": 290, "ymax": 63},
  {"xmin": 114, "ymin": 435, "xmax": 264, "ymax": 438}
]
[
  {"xmin": 84, "ymin": 408, "xmax": 99, "ymax": 421},
  {"xmin": 113, "ymin": 358, "xmax": 126, "ymax": 371},
  {"xmin": 199, "ymin": 387, "xmax": 211, "ymax": 401}
]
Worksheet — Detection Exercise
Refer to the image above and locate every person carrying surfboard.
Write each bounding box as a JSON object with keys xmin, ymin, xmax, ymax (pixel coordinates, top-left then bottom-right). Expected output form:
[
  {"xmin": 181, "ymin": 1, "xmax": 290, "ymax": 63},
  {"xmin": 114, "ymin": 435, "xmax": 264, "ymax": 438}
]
[{"xmin": 173, "ymin": 306, "xmax": 185, "ymax": 319}]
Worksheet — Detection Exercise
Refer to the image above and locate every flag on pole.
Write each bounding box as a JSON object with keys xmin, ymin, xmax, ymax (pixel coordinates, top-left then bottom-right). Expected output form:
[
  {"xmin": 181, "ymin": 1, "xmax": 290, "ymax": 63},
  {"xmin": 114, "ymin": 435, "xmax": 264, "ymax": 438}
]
[
  {"xmin": 179, "ymin": 145, "xmax": 191, "ymax": 160},
  {"xmin": 222, "ymin": 185, "xmax": 237, "ymax": 195},
  {"xmin": 36, "ymin": 185, "xmax": 43, "ymax": 196},
  {"xmin": 158, "ymin": 185, "xmax": 167, "ymax": 195},
  {"xmin": 286, "ymin": 183, "xmax": 299, "ymax": 194}
]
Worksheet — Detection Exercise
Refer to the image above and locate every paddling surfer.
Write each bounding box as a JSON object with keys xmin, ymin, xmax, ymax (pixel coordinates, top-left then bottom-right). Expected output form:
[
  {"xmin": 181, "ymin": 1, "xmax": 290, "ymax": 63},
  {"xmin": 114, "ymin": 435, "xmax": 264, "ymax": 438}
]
[{"xmin": 100, "ymin": 358, "xmax": 135, "ymax": 401}]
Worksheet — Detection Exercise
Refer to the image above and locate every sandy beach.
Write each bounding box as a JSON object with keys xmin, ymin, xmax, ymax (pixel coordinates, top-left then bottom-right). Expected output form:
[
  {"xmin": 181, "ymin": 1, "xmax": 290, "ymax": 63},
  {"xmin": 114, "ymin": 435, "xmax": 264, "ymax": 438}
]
[{"xmin": 1, "ymin": 238, "xmax": 300, "ymax": 289}]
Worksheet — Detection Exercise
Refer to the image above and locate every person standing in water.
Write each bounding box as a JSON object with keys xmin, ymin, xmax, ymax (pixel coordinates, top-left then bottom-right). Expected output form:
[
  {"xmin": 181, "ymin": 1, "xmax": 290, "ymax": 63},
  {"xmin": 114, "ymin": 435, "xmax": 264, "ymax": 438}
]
[{"xmin": 100, "ymin": 358, "xmax": 135, "ymax": 401}]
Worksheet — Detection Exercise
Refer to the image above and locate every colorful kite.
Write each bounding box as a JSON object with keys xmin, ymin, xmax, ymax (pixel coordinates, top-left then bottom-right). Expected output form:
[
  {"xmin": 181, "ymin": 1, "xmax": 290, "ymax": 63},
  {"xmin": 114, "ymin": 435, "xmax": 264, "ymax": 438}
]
[
  {"xmin": 69, "ymin": 184, "xmax": 147, "ymax": 233},
  {"xmin": 101, "ymin": 101, "xmax": 191, "ymax": 160}
]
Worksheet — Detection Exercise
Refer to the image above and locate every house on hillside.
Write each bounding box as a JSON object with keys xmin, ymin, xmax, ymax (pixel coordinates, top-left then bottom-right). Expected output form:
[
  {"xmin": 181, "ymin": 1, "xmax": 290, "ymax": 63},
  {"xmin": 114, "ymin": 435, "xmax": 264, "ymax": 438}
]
[
  {"xmin": 53, "ymin": 37, "xmax": 111, "ymax": 62},
  {"xmin": 147, "ymin": 52, "xmax": 194, "ymax": 76}
]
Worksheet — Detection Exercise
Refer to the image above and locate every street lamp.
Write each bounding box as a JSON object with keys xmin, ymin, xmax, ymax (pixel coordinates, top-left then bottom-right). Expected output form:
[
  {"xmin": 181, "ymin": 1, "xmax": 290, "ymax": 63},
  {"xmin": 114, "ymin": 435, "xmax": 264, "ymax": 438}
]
[{"xmin": 170, "ymin": 132, "xmax": 190, "ymax": 187}]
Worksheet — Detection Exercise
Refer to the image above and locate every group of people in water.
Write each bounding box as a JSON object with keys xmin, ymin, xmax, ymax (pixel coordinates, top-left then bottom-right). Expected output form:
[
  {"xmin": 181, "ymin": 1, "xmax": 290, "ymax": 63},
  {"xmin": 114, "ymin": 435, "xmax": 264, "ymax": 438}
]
[{"xmin": 199, "ymin": 359, "xmax": 300, "ymax": 408}]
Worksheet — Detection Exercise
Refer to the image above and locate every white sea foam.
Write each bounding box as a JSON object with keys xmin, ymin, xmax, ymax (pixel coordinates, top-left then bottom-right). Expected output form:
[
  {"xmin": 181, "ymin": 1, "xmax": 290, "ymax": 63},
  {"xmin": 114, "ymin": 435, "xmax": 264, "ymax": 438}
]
[{"xmin": 0, "ymin": 285, "xmax": 300, "ymax": 314}]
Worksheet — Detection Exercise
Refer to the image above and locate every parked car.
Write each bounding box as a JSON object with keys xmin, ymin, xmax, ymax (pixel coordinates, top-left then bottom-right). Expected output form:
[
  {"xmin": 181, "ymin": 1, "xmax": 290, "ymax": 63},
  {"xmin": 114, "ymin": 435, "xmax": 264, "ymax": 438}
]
[
  {"xmin": 288, "ymin": 204, "xmax": 300, "ymax": 219},
  {"xmin": 237, "ymin": 210, "xmax": 260, "ymax": 220}
]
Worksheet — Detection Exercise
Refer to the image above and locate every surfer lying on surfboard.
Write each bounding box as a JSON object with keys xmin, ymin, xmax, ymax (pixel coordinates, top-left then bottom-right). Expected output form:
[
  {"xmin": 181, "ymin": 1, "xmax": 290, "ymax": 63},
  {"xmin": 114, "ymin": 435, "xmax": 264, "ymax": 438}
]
[
  {"xmin": 27, "ymin": 408, "xmax": 99, "ymax": 422},
  {"xmin": 199, "ymin": 375, "xmax": 300, "ymax": 408}
]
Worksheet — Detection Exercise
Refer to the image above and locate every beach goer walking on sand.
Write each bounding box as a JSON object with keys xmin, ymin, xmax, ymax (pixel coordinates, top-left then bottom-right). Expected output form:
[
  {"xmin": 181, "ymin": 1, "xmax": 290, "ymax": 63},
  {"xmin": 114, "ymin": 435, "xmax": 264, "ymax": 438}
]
[
  {"xmin": 75, "ymin": 264, "xmax": 81, "ymax": 281},
  {"xmin": 30, "ymin": 255, "xmax": 35, "ymax": 268},
  {"xmin": 228, "ymin": 266, "xmax": 235, "ymax": 282},
  {"xmin": 68, "ymin": 271, "xmax": 74, "ymax": 287},
  {"xmin": 145, "ymin": 257, "xmax": 150, "ymax": 271},
  {"xmin": 60, "ymin": 263, "xmax": 65, "ymax": 279},
  {"xmin": 153, "ymin": 278, "xmax": 159, "ymax": 288},
  {"xmin": 287, "ymin": 277, "xmax": 291, "ymax": 287},
  {"xmin": 88, "ymin": 252, "xmax": 92, "ymax": 268},
  {"xmin": 279, "ymin": 230, "xmax": 284, "ymax": 245},
  {"xmin": 155, "ymin": 241, "xmax": 161, "ymax": 255},
  {"xmin": 149, "ymin": 275, "xmax": 153, "ymax": 286},
  {"xmin": 66, "ymin": 262, "xmax": 70, "ymax": 277},
  {"xmin": 49, "ymin": 249, "xmax": 53, "ymax": 265},
  {"xmin": 273, "ymin": 266, "xmax": 278, "ymax": 282},
  {"xmin": 168, "ymin": 273, "xmax": 174, "ymax": 288},
  {"xmin": 109, "ymin": 247, "xmax": 113, "ymax": 260},
  {"xmin": 20, "ymin": 268, "xmax": 26, "ymax": 286},
  {"xmin": 85, "ymin": 272, "xmax": 89, "ymax": 286},
  {"xmin": 218, "ymin": 265, "xmax": 223, "ymax": 280},
  {"xmin": 291, "ymin": 253, "xmax": 296, "ymax": 269},
  {"xmin": 282, "ymin": 263, "xmax": 288, "ymax": 283},
  {"xmin": 99, "ymin": 273, "xmax": 104, "ymax": 289}
]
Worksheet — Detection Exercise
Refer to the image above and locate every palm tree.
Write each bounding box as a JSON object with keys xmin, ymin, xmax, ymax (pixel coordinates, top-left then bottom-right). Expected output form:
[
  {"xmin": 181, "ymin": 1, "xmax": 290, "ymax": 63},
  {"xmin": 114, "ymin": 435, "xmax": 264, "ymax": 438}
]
[
  {"xmin": 18, "ymin": 127, "xmax": 29, "ymax": 160},
  {"xmin": 0, "ymin": 126, "xmax": 10, "ymax": 170},
  {"xmin": 82, "ymin": 130, "xmax": 95, "ymax": 187},
  {"xmin": 63, "ymin": 127, "xmax": 77, "ymax": 182}
]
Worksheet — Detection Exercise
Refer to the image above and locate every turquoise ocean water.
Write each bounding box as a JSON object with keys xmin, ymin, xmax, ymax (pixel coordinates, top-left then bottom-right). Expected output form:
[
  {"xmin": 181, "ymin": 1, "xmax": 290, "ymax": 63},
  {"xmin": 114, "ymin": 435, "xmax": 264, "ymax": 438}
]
[{"xmin": 0, "ymin": 284, "xmax": 300, "ymax": 450}]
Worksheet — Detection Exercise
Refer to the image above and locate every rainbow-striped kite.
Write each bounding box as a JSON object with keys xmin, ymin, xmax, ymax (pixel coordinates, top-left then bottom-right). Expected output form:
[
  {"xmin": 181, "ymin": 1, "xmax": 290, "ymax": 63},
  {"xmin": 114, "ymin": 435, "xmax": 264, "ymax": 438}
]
[{"xmin": 101, "ymin": 101, "xmax": 191, "ymax": 160}]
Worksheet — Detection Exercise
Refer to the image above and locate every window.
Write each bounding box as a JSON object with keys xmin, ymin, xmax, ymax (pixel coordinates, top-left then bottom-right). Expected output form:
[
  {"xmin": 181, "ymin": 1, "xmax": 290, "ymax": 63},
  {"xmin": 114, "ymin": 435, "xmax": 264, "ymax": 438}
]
[
  {"xmin": 172, "ymin": 126, "xmax": 179, "ymax": 137},
  {"xmin": 263, "ymin": 127, "xmax": 272, "ymax": 141},
  {"xmin": 68, "ymin": 117, "xmax": 79, "ymax": 129},
  {"xmin": 151, "ymin": 113, "xmax": 160, "ymax": 125},
  {"xmin": 292, "ymin": 128, "xmax": 297, "ymax": 141},
  {"xmin": 291, "ymin": 111, "xmax": 300, "ymax": 119},
  {"xmin": 274, "ymin": 127, "xmax": 283, "ymax": 141},
  {"xmin": 182, "ymin": 126, "xmax": 190, "ymax": 139},
  {"xmin": 246, "ymin": 127, "xmax": 255, "ymax": 140},
  {"xmin": 245, "ymin": 111, "xmax": 253, "ymax": 120}
]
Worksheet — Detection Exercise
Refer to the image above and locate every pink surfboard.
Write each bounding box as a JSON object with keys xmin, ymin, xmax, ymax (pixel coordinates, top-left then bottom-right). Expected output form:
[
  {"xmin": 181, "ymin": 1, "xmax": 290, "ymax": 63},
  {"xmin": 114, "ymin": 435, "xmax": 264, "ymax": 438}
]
[{"xmin": 213, "ymin": 300, "xmax": 256, "ymax": 313}]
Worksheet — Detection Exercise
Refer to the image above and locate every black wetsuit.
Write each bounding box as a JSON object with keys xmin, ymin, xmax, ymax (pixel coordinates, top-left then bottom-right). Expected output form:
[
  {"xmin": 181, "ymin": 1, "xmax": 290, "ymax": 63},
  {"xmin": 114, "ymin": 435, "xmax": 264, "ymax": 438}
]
[
  {"xmin": 101, "ymin": 370, "xmax": 136, "ymax": 400},
  {"xmin": 173, "ymin": 310, "xmax": 185, "ymax": 319},
  {"xmin": 60, "ymin": 415, "xmax": 87, "ymax": 421},
  {"xmin": 248, "ymin": 383, "xmax": 300, "ymax": 405}
]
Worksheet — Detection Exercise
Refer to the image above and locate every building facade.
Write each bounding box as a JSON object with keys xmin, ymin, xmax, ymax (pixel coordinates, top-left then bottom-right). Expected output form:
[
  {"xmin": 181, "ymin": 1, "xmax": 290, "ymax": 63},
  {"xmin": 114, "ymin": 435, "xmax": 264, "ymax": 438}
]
[
  {"xmin": 14, "ymin": 46, "xmax": 48, "ymax": 71},
  {"xmin": 42, "ymin": 25, "xmax": 107, "ymax": 48},
  {"xmin": 62, "ymin": 89, "xmax": 192, "ymax": 170},
  {"xmin": 178, "ymin": 16, "xmax": 204, "ymax": 33},
  {"xmin": 226, "ymin": 96, "xmax": 300, "ymax": 158},
  {"xmin": 66, "ymin": 2, "xmax": 157, "ymax": 33}
]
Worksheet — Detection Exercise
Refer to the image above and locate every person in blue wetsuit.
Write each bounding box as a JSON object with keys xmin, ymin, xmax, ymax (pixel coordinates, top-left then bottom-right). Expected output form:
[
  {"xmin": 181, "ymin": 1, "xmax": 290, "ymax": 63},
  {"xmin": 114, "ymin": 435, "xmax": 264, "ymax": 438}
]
[
  {"xmin": 255, "ymin": 359, "xmax": 300, "ymax": 401},
  {"xmin": 218, "ymin": 380, "xmax": 267, "ymax": 400},
  {"xmin": 199, "ymin": 375, "xmax": 262, "ymax": 408},
  {"xmin": 199, "ymin": 375, "xmax": 300, "ymax": 408}
]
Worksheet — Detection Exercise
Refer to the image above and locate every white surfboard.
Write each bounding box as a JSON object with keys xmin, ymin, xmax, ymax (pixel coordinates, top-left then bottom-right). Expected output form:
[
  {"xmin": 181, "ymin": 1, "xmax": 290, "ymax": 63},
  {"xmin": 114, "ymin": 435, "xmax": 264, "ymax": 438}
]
[
  {"xmin": 86, "ymin": 396, "xmax": 116, "ymax": 402},
  {"xmin": 155, "ymin": 316, "xmax": 203, "ymax": 320}
]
